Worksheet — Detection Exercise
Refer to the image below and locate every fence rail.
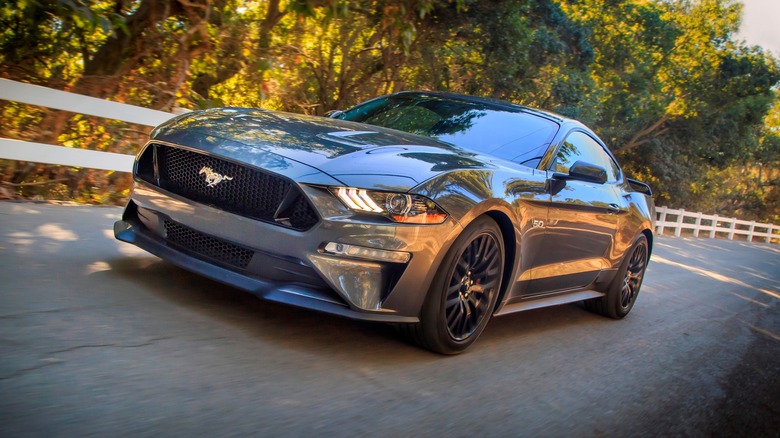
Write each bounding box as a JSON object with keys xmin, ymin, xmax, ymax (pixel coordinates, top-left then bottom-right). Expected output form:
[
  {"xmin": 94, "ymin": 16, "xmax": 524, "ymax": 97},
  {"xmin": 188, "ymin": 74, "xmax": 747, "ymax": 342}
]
[
  {"xmin": 0, "ymin": 79, "xmax": 172, "ymax": 126},
  {"xmin": 0, "ymin": 78, "xmax": 171, "ymax": 171},
  {"xmin": 2, "ymin": 79, "xmax": 778, "ymax": 244},
  {"xmin": 655, "ymin": 206, "xmax": 779, "ymax": 244}
]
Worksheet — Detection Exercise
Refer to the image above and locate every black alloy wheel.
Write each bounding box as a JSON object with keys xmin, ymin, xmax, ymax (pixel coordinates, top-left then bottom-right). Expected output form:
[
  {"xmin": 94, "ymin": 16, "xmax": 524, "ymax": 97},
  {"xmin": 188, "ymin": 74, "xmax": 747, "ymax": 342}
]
[
  {"xmin": 584, "ymin": 234, "xmax": 649, "ymax": 319},
  {"xmin": 445, "ymin": 232, "xmax": 503, "ymax": 341},
  {"xmin": 404, "ymin": 216, "xmax": 505, "ymax": 354},
  {"xmin": 620, "ymin": 239, "xmax": 648, "ymax": 312}
]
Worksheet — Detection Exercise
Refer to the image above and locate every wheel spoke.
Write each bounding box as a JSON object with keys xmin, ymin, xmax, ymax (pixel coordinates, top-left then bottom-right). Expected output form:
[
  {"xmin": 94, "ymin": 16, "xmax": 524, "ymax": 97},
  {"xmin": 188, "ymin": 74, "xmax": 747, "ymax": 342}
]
[
  {"xmin": 473, "ymin": 244, "xmax": 497, "ymax": 271},
  {"xmin": 472, "ymin": 253, "xmax": 500, "ymax": 280},
  {"xmin": 450, "ymin": 273, "xmax": 460, "ymax": 284},
  {"xmin": 455, "ymin": 257, "xmax": 469, "ymax": 277},
  {"xmin": 479, "ymin": 278, "xmax": 498, "ymax": 291},
  {"xmin": 445, "ymin": 293, "xmax": 460, "ymax": 309},
  {"xmin": 629, "ymin": 246, "xmax": 647, "ymax": 272},
  {"xmin": 485, "ymin": 264, "xmax": 501, "ymax": 277},
  {"xmin": 456, "ymin": 303, "xmax": 469, "ymax": 334},
  {"xmin": 466, "ymin": 299, "xmax": 479, "ymax": 329},
  {"xmin": 621, "ymin": 283, "xmax": 630, "ymax": 307},
  {"xmin": 482, "ymin": 243, "xmax": 498, "ymax": 262},
  {"xmin": 447, "ymin": 302, "xmax": 462, "ymax": 325},
  {"xmin": 474, "ymin": 240, "xmax": 484, "ymax": 262},
  {"xmin": 466, "ymin": 242, "xmax": 476, "ymax": 266}
]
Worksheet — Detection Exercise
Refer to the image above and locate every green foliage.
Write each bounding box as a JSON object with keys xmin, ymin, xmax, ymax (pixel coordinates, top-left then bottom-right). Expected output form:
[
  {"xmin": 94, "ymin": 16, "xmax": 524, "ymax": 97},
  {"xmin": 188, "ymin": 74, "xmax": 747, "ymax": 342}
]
[{"xmin": 0, "ymin": 0, "xmax": 778, "ymax": 221}]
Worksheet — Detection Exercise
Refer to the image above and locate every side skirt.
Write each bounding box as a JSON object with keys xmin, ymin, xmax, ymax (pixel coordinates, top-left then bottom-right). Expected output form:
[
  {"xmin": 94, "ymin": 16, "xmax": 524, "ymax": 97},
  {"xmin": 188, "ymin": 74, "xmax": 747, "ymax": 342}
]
[{"xmin": 493, "ymin": 290, "xmax": 604, "ymax": 316}]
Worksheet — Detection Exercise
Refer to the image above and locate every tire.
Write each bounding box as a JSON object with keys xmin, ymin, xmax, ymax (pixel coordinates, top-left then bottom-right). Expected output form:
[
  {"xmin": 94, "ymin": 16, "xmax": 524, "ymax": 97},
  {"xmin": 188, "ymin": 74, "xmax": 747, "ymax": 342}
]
[
  {"xmin": 585, "ymin": 234, "xmax": 649, "ymax": 319},
  {"xmin": 404, "ymin": 216, "xmax": 505, "ymax": 354}
]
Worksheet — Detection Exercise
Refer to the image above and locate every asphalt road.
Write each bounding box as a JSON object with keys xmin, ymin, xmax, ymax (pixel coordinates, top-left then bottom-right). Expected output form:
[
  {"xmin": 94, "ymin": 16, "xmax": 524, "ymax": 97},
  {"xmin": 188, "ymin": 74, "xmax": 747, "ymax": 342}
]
[{"xmin": 1, "ymin": 202, "xmax": 778, "ymax": 437}]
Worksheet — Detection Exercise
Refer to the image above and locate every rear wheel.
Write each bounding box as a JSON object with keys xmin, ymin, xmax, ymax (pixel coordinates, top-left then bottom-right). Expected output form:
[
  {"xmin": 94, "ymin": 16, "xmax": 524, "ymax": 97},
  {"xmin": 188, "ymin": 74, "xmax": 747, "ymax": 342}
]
[
  {"xmin": 404, "ymin": 216, "xmax": 504, "ymax": 354},
  {"xmin": 585, "ymin": 234, "xmax": 649, "ymax": 318}
]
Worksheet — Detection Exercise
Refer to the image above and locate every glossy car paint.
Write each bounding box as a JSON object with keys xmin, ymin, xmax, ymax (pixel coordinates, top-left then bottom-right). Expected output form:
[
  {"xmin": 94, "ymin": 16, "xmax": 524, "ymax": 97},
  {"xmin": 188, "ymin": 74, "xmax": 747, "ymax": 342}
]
[{"xmin": 115, "ymin": 92, "xmax": 654, "ymax": 325}]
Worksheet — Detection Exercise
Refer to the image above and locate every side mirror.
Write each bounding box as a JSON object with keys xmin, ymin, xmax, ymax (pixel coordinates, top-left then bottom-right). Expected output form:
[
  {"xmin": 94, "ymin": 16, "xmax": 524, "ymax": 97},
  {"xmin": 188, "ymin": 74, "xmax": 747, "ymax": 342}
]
[
  {"xmin": 325, "ymin": 110, "xmax": 344, "ymax": 119},
  {"xmin": 553, "ymin": 160, "xmax": 608, "ymax": 184},
  {"xmin": 627, "ymin": 178, "xmax": 653, "ymax": 196}
]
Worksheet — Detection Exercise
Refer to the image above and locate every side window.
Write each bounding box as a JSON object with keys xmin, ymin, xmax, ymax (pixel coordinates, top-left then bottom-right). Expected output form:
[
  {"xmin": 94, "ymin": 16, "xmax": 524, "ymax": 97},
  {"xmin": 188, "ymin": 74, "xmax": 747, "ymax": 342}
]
[
  {"xmin": 605, "ymin": 154, "xmax": 621, "ymax": 182},
  {"xmin": 554, "ymin": 131, "xmax": 620, "ymax": 182}
]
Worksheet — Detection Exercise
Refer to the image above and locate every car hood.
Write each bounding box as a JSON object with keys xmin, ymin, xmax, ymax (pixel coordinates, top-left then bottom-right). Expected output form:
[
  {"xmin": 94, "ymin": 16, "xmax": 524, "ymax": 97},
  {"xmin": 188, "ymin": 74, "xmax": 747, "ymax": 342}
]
[{"xmin": 151, "ymin": 108, "xmax": 493, "ymax": 191}]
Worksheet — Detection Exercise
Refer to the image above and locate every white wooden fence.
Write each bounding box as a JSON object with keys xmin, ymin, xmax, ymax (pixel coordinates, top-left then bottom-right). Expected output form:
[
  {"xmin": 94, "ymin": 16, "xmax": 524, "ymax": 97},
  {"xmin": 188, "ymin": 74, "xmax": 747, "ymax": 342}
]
[
  {"xmin": 1, "ymin": 79, "xmax": 778, "ymax": 244},
  {"xmin": 655, "ymin": 206, "xmax": 779, "ymax": 244},
  {"xmin": 0, "ymin": 78, "xmax": 173, "ymax": 172}
]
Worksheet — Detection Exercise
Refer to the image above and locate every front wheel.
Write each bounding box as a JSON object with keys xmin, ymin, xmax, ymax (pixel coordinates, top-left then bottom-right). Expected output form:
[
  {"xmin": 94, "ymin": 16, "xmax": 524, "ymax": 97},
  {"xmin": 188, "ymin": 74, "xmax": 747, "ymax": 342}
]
[
  {"xmin": 403, "ymin": 216, "xmax": 505, "ymax": 354},
  {"xmin": 585, "ymin": 234, "xmax": 649, "ymax": 319}
]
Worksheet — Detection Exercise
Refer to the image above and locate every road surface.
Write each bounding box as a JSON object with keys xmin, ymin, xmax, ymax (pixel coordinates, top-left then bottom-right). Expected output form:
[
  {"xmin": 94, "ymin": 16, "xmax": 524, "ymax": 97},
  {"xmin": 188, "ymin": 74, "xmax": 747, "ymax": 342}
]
[{"xmin": 1, "ymin": 202, "xmax": 778, "ymax": 437}]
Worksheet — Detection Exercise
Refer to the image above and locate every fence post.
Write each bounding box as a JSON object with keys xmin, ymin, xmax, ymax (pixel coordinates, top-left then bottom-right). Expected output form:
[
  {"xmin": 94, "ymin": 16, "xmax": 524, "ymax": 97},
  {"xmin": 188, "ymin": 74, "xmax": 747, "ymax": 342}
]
[
  {"xmin": 693, "ymin": 212, "xmax": 702, "ymax": 237},
  {"xmin": 710, "ymin": 215, "xmax": 719, "ymax": 239},
  {"xmin": 747, "ymin": 221, "xmax": 756, "ymax": 242},
  {"xmin": 674, "ymin": 209, "xmax": 684, "ymax": 237},
  {"xmin": 727, "ymin": 218, "xmax": 736, "ymax": 240},
  {"xmin": 657, "ymin": 207, "xmax": 667, "ymax": 235}
]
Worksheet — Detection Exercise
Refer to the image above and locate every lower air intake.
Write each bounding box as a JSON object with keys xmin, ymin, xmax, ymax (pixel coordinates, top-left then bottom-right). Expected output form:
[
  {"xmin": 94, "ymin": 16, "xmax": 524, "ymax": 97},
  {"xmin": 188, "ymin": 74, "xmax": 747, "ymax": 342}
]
[{"xmin": 164, "ymin": 219, "xmax": 253, "ymax": 269}]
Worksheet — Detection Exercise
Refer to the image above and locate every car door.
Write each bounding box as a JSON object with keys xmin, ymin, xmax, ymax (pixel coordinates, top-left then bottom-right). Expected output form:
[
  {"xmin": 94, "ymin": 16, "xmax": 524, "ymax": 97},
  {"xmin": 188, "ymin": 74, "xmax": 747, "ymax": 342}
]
[{"xmin": 526, "ymin": 130, "xmax": 626, "ymax": 294}]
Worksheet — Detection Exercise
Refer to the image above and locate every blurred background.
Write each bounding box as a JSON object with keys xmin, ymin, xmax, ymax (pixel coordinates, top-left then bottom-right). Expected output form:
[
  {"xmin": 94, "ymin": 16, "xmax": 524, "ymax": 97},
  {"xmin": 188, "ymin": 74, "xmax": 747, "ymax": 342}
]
[{"xmin": 1, "ymin": 0, "xmax": 778, "ymax": 222}]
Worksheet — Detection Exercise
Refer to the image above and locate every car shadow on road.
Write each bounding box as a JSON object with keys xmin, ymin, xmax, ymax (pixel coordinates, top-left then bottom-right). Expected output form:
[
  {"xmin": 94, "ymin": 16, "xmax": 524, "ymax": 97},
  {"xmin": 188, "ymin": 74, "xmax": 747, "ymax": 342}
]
[{"xmin": 106, "ymin": 256, "xmax": 610, "ymax": 361}]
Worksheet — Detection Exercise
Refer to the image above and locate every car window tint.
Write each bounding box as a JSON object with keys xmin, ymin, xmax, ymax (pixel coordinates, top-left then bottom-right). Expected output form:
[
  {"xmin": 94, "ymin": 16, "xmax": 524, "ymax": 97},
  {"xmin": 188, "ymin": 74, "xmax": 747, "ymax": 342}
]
[
  {"xmin": 554, "ymin": 131, "xmax": 621, "ymax": 182},
  {"xmin": 362, "ymin": 105, "xmax": 441, "ymax": 136},
  {"xmin": 606, "ymin": 154, "xmax": 621, "ymax": 181},
  {"xmin": 339, "ymin": 94, "xmax": 559, "ymax": 168},
  {"xmin": 433, "ymin": 109, "xmax": 558, "ymax": 168}
]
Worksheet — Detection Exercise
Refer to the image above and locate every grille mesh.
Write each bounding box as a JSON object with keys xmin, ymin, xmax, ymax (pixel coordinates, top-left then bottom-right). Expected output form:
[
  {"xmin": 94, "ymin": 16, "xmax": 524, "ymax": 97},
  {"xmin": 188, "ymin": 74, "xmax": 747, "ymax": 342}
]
[
  {"xmin": 164, "ymin": 220, "xmax": 253, "ymax": 269},
  {"xmin": 141, "ymin": 144, "xmax": 318, "ymax": 231}
]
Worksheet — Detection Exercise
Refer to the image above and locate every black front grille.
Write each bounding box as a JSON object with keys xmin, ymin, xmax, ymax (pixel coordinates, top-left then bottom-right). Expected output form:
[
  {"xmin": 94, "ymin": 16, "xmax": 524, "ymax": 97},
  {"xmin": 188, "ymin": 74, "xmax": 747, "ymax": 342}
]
[
  {"xmin": 138, "ymin": 143, "xmax": 319, "ymax": 231},
  {"xmin": 164, "ymin": 220, "xmax": 253, "ymax": 269}
]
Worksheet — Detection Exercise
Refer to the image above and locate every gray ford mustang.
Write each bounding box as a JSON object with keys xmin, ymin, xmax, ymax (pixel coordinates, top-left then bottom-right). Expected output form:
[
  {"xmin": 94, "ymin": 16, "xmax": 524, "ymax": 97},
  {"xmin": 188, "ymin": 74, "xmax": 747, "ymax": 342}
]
[{"xmin": 115, "ymin": 91, "xmax": 654, "ymax": 354}]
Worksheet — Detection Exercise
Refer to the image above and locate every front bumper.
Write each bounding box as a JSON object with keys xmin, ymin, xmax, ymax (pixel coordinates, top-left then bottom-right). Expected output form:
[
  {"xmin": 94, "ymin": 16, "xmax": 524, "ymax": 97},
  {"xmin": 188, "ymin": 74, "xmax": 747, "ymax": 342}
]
[
  {"xmin": 115, "ymin": 182, "xmax": 461, "ymax": 323},
  {"xmin": 114, "ymin": 217, "xmax": 418, "ymax": 323}
]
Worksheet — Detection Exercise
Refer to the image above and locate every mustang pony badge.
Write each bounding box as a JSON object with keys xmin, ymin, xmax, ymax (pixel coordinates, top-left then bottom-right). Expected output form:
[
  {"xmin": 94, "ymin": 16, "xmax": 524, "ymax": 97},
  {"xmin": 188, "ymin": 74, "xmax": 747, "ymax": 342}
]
[{"xmin": 199, "ymin": 166, "xmax": 233, "ymax": 187}]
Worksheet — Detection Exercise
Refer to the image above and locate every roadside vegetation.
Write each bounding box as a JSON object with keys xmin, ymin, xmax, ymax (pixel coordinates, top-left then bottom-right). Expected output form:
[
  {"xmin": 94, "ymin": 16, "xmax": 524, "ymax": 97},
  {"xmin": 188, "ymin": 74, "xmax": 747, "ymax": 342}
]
[{"xmin": 1, "ymin": 0, "xmax": 778, "ymax": 222}]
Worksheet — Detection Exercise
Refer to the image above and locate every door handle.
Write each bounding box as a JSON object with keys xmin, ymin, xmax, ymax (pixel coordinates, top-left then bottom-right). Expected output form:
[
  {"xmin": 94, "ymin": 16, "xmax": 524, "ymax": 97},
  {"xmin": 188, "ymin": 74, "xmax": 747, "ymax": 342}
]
[{"xmin": 607, "ymin": 203, "xmax": 621, "ymax": 214}]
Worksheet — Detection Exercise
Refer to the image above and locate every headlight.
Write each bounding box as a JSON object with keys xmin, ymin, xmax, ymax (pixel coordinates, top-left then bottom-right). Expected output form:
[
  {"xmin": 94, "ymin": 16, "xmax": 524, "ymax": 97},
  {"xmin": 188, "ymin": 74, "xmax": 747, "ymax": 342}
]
[{"xmin": 331, "ymin": 187, "xmax": 448, "ymax": 224}]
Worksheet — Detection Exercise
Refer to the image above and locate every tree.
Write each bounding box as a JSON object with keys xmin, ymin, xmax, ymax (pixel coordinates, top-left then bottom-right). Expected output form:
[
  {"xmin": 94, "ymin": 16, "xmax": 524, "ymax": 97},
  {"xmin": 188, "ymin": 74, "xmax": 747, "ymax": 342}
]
[{"xmin": 1, "ymin": 0, "xmax": 778, "ymax": 221}]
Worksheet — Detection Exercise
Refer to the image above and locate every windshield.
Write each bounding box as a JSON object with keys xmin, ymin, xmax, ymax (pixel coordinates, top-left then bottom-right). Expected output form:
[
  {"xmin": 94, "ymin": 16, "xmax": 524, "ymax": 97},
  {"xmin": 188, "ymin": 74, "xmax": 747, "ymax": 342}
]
[{"xmin": 338, "ymin": 94, "xmax": 560, "ymax": 168}]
